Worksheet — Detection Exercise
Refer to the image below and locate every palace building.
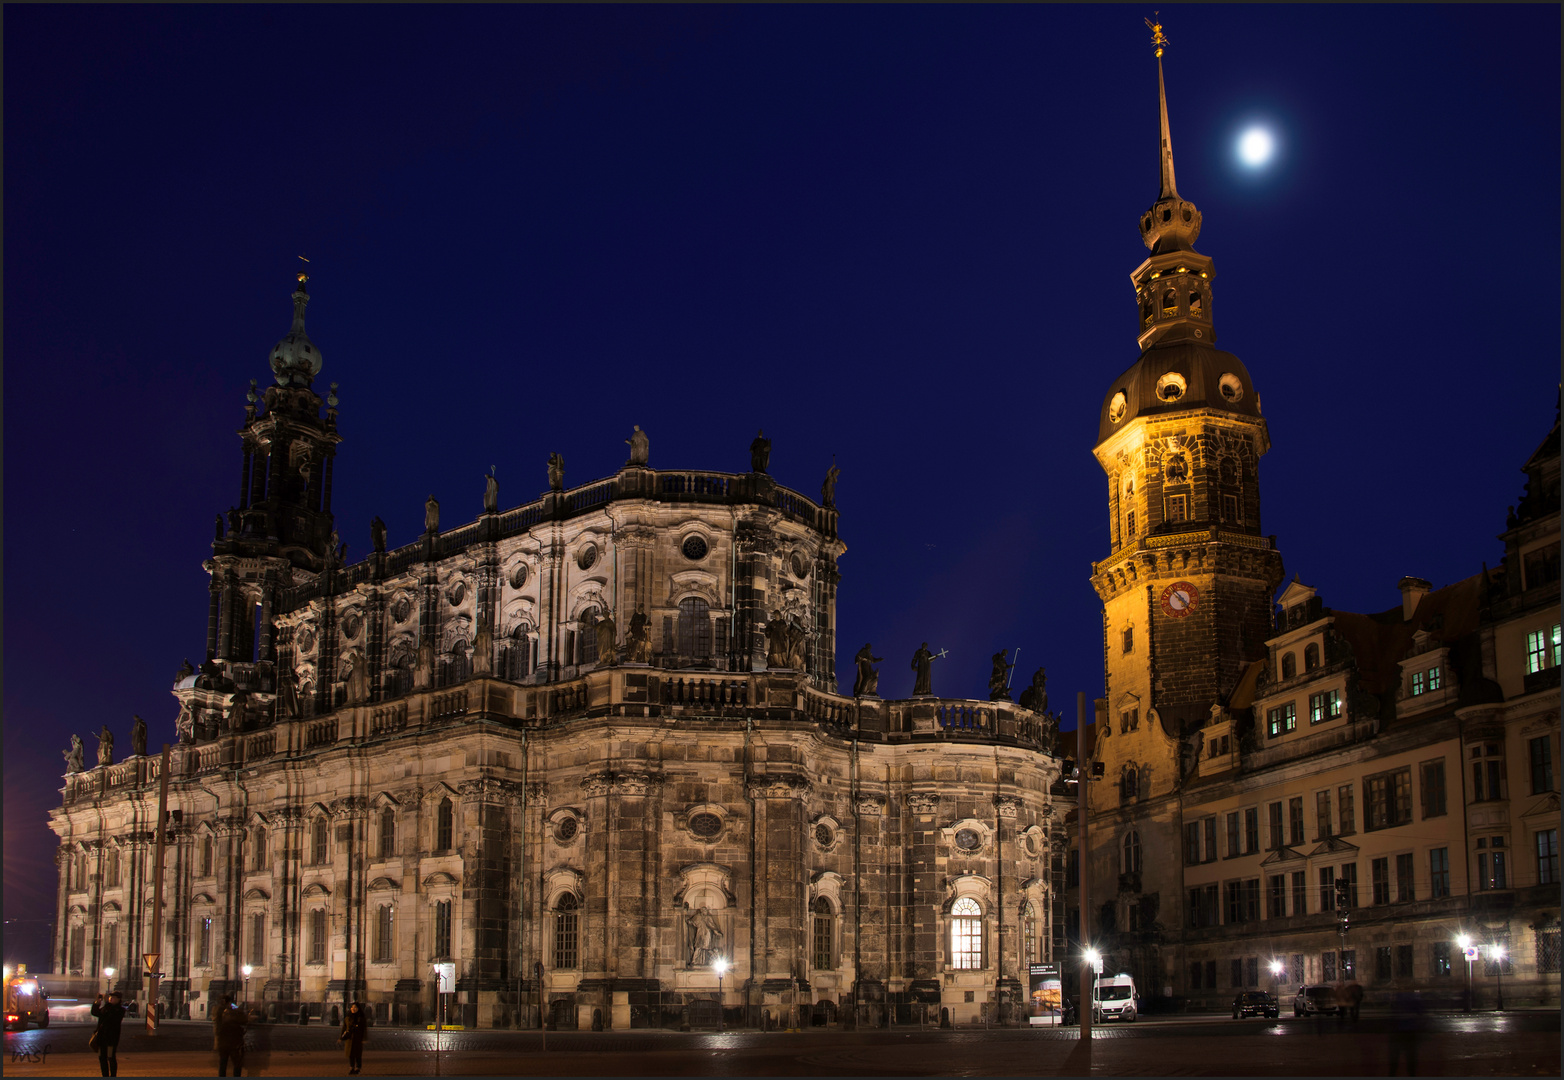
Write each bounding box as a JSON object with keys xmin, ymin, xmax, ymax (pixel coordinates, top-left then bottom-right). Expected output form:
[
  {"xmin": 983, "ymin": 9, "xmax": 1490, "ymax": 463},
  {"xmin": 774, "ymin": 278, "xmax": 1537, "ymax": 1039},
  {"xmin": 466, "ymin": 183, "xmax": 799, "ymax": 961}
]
[
  {"xmin": 1066, "ymin": 44, "xmax": 1561, "ymax": 1009},
  {"xmin": 48, "ymin": 271, "xmax": 1063, "ymax": 1029}
]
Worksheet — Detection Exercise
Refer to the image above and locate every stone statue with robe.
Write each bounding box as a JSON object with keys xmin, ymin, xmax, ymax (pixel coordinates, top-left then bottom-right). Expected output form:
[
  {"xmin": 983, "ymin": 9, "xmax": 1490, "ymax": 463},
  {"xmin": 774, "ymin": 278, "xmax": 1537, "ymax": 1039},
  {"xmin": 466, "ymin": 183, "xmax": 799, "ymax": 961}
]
[
  {"xmin": 987, "ymin": 649, "xmax": 1015, "ymax": 701},
  {"xmin": 277, "ymin": 664, "xmax": 301, "ymax": 720},
  {"xmin": 131, "ymin": 714, "xmax": 148, "ymax": 757},
  {"xmin": 425, "ymin": 494, "xmax": 440, "ymax": 534},
  {"xmin": 483, "ymin": 469, "xmax": 499, "ymax": 513},
  {"xmin": 176, "ymin": 658, "xmax": 195, "ymax": 684},
  {"xmin": 97, "ymin": 725, "xmax": 114, "ymax": 768},
  {"xmin": 852, "ymin": 643, "xmax": 883, "ymax": 697},
  {"xmin": 765, "ymin": 618, "xmax": 792, "ymax": 668},
  {"xmin": 686, "ymin": 906, "xmax": 724, "ymax": 967},
  {"xmin": 344, "ymin": 651, "xmax": 370, "ymax": 704},
  {"xmin": 1018, "ymin": 668, "xmax": 1048, "ymax": 715},
  {"xmin": 64, "ymin": 734, "xmax": 85, "ymax": 774},
  {"xmin": 911, "ymin": 643, "xmax": 935, "ymax": 696},
  {"xmin": 821, "ymin": 462, "xmax": 840, "ymax": 508},
  {"xmin": 547, "ymin": 453, "xmax": 565, "ymax": 492},
  {"xmin": 625, "ymin": 425, "xmax": 649, "ymax": 466},
  {"xmin": 627, "ymin": 611, "xmax": 652, "ymax": 664},
  {"xmin": 750, "ymin": 429, "xmax": 771, "ymax": 473},
  {"xmin": 370, "ymin": 516, "xmax": 387, "ymax": 554},
  {"xmin": 594, "ymin": 612, "xmax": 617, "ymax": 665}
]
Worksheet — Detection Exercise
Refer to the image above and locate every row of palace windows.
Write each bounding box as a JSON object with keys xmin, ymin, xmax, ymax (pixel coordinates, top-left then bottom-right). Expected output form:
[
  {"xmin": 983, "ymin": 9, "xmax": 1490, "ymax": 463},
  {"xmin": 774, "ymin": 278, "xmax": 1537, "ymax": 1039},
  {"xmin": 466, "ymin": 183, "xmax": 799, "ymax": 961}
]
[
  {"xmin": 1277, "ymin": 643, "xmax": 1323, "ymax": 681},
  {"xmin": 1140, "ymin": 288, "xmax": 1207, "ymax": 326},
  {"xmin": 1527, "ymin": 623, "xmax": 1562, "ymax": 674}
]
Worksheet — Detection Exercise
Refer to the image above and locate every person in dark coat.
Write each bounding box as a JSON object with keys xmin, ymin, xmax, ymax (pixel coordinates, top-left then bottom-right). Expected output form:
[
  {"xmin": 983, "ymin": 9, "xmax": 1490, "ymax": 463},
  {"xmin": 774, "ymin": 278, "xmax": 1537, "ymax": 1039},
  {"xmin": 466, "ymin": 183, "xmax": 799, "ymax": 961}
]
[
  {"xmin": 90, "ymin": 991, "xmax": 126, "ymax": 1077},
  {"xmin": 213, "ymin": 992, "xmax": 248, "ymax": 1076},
  {"xmin": 339, "ymin": 1000, "xmax": 368, "ymax": 1074}
]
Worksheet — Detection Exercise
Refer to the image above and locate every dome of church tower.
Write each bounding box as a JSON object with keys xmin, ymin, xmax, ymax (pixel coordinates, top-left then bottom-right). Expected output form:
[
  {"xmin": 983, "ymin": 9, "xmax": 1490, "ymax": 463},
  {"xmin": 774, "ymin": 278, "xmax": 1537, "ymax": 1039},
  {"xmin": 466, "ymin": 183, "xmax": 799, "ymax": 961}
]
[
  {"xmin": 1097, "ymin": 340, "xmax": 1261, "ymax": 445},
  {"xmin": 269, "ymin": 271, "xmax": 323, "ymax": 387}
]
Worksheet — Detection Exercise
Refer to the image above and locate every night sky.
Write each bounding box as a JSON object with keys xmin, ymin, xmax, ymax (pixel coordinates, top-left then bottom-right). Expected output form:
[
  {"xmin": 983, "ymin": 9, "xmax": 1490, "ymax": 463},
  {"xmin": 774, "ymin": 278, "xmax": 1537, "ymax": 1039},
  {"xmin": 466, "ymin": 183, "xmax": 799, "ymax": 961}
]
[{"xmin": 4, "ymin": 6, "xmax": 1558, "ymax": 963}]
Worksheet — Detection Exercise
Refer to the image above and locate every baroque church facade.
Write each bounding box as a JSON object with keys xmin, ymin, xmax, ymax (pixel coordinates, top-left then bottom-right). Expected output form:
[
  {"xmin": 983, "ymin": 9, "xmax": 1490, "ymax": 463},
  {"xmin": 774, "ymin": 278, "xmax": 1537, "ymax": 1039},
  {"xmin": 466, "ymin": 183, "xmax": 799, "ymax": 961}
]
[
  {"xmin": 1068, "ymin": 45, "xmax": 1561, "ymax": 1010},
  {"xmin": 49, "ymin": 271, "xmax": 1063, "ymax": 1029}
]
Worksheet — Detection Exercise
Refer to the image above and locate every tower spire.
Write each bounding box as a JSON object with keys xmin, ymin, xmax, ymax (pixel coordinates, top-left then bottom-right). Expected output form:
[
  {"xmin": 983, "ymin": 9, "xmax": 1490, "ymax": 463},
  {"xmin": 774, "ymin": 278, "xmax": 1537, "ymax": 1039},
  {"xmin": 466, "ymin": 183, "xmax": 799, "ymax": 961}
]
[
  {"xmin": 1156, "ymin": 54, "xmax": 1179, "ymax": 200},
  {"xmin": 1136, "ymin": 15, "xmax": 1201, "ymax": 256}
]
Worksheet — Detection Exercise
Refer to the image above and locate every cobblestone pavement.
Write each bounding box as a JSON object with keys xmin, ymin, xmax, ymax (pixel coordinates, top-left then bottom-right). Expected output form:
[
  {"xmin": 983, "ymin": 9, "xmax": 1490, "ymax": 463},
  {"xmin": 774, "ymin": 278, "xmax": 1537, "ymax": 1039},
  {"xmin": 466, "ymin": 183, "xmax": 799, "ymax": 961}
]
[{"xmin": 5, "ymin": 1011, "xmax": 1557, "ymax": 1076}]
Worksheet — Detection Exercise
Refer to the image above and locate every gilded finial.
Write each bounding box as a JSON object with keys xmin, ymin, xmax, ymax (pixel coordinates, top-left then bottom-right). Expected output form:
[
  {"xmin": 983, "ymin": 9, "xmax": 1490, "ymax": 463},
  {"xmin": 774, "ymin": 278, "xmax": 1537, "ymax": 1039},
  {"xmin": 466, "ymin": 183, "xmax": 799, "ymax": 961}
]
[
  {"xmin": 296, "ymin": 253, "xmax": 310, "ymax": 289},
  {"xmin": 1145, "ymin": 13, "xmax": 1168, "ymax": 58}
]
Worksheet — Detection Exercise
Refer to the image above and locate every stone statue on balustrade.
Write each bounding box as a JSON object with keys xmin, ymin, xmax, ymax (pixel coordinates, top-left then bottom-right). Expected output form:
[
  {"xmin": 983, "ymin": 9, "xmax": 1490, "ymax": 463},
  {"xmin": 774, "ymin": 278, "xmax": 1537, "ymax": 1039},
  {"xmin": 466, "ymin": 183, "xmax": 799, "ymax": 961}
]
[
  {"xmin": 853, "ymin": 643, "xmax": 883, "ymax": 697},
  {"xmin": 214, "ymin": 513, "xmax": 225, "ymax": 542},
  {"xmin": 911, "ymin": 643, "xmax": 936, "ymax": 696},
  {"xmin": 176, "ymin": 658, "xmax": 195, "ymax": 684},
  {"xmin": 471, "ymin": 616, "xmax": 493, "ymax": 676},
  {"xmin": 821, "ymin": 460, "xmax": 840, "ymax": 508},
  {"xmin": 371, "ymin": 515, "xmax": 387, "ymax": 554},
  {"xmin": 626, "ymin": 611, "xmax": 652, "ymax": 664},
  {"xmin": 594, "ymin": 612, "xmax": 617, "ymax": 666},
  {"xmin": 750, "ymin": 429, "xmax": 771, "ymax": 474},
  {"xmin": 63, "ymin": 734, "xmax": 85, "ymax": 774},
  {"xmin": 225, "ymin": 695, "xmax": 248, "ymax": 733},
  {"xmin": 1018, "ymin": 667, "xmax": 1048, "ymax": 715},
  {"xmin": 227, "ymin": 506, "xmax": 241, "ymax": 536},
  {"xmin": 97, "ymin": 725, "xmax": 115, "ymax": 768},
  {"xmin": 175, "ymin": 704, "xmax": 195, "ymax": 743},
  {"xmin": 483, "ymin": 467, "xmax": 499, "ymax": 513},
  {"xmin": 131, "ymin": 714, "xmax": 147, "ymax": 757},
  {"xmin": 988, "ymin": 649, "xmax": 1015, "ymax": 701},
  {"xmin": 625, "ymin": 425, "xmax": 649, "ymax": 466},
  {"xmin": 547, "ymin": 453, "xmax": 565, "ymax": 492},
  {"xmin": 425, "ymin": 494, "xmax": 440, "ymax": 534},
  {"xmin": 415, "ymin": 636, "xmax": 436, "ymax": 690}
]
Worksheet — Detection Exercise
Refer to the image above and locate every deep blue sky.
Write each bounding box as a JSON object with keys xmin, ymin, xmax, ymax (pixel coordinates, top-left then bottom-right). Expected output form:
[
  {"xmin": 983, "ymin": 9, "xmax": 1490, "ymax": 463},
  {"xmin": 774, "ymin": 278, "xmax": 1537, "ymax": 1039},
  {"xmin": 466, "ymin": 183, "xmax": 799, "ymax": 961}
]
[{"xmin": 5, "ymin": 6, "xmax": 1558, "ymax": 955}]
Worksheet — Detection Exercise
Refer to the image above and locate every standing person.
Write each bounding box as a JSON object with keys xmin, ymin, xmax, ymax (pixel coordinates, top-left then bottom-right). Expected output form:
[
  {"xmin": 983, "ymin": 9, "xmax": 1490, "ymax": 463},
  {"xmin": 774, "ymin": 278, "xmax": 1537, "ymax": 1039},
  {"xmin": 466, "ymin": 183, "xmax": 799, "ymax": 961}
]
[
  {"xmin": 90, "ymin": 990, "xmax": 126, "ymax": 1077},
  {"xmin": 214, "ymin": 993, "xmax": 247, "ymax": 1076},
  {"xmin": 339, "ymin": 1000, "xmax": 368, "ymax": 1075}
]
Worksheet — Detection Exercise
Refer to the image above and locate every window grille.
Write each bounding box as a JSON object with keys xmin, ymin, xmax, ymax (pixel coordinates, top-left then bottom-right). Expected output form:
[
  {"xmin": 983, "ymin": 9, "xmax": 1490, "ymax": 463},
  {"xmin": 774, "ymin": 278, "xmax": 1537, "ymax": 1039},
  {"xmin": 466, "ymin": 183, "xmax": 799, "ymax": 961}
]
[
  {"xmin": 375, "ymin": 905, "xmax": 393, "ymax": 963},
  {"xmin": 553, "ymin": 894, "xmax": 579, "ymax": 970},
  {"xmin": 950, "ymin": 896, "xmax": 982, "ymax": 970},
  {"xmin": 812, "ymin": 897, "xmax": 834, "ymax": 970},
  {"xmin": 309, "ymin": 909, "xmax": 327, "ymax": 964},
  {"xmin": 434, "ymin": 900, "xmax": 452, "ymax": 960},
  {"xmin": 437, "ymin": 798, "xmax": 454, "ymax": 852}
]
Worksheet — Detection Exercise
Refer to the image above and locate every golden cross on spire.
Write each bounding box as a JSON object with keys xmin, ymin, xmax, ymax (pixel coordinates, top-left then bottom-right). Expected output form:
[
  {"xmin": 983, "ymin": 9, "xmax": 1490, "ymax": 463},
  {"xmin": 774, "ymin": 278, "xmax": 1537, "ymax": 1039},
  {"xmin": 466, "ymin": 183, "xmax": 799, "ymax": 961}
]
[{"xmin": 1145, "ymin": 13, "xmax": 1169, "ymax": 58}]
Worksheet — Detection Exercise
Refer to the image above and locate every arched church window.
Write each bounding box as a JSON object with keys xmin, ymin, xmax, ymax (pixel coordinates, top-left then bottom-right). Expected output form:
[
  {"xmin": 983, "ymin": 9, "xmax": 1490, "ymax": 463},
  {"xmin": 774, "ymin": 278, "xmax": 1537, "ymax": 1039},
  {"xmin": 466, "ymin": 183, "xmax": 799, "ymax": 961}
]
[
  {"xmin": 379, "ymin": 807, "xmax": 396, "ymax": 859},
  {"xmin": 677, "ymin": 598, "xmax": 712, "ymax": 660},
  {"xmin": 949, "ymin": 896, "xmax": 983, "ymax": 970},
  {"xmin": 1123, "ymin": 830, "xmax": 1143, "ymax": 874},
  {"xmin": 1121, "ymin": 766, "xmax": 1140, "ymax": 802},
  {"xmin": 811, "ymin": 896, "xmax": 835, "ymax": 970},
  {"xmin": 252, "ymin": 825, "xmax": 268, "ymax": 871},
  {"xmin": 311, "ymin": 818, "xmax": 329, "ymax": 866},
  {"xmin": 1161, "ymin": 288, "xmax": 1178, "ymax": 316},
  {"xmin": 553, "ymin": 893, "xmax": 579, "ymax": 970},
  {"xmin": 578, "ymin": 607, "xmax": 600, "ymax": 665},
  {"xmin": 1189, "ymin": 290, "xmax": 1203, "ymax": 317},
  {"xmin": 504, "ymin": 625, "xmax": 532, "ymax": 681},
  {"xmin": 436, "ymin": 798, "xmax": 454, "ymax": 852},
  {"xmin": 1020, "ymin": 901, "xmax": 1038, "ymax": 963},
  {"xmin": 1303, "ymin": 643, "xmax": 1320, "ymax": 672},
  {"xmin": 1281, "ymin": 652, "xmax": 1297, "ymax": 680}
]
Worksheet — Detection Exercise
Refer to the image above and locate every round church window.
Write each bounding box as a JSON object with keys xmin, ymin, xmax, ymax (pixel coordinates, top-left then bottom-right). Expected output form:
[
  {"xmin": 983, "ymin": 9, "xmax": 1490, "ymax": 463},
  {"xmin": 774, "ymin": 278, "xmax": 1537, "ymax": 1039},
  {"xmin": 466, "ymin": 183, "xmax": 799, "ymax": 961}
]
[
  {"xmin": 510, "ymin": 564, "xmax": 528, "ymax": 589},
  {"xmin": 682, "ymin": 535, "xmax": 708, "ymax": 561},
  {"xmin": 954, "ymin": 828, "xmax": 982, "ymax": 852},
  {"xmin": 689, "ymin": 812, "xmax": 722, "ymax": 839},
  {"xmin": 814, "ymin": 823, "xmax": 835, "ymax": 848},
  {"xmin": 577, "ymin": 545, "xmax": 597, "ymax": 571},
  {"xmin": 447, "ymin": 581, "xmax": 466, "ymax": 607},
  {"xmin": 554, "ymin": 816, "xmax": 578, "ymax": 844}
]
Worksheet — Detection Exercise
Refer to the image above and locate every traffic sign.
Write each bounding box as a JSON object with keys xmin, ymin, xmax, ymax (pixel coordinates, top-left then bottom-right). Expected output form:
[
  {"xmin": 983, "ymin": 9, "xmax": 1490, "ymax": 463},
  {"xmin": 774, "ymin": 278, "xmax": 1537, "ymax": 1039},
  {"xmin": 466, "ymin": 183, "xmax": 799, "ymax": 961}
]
[
  {"xmin": 1463, "ymin": 946, "xmax": 1480, "ymax": 962},
  {"xmin": 142, "ymin": 952, "xmax": 161, "ymax": 975},
  {"xmin": 433, "ymin": 962, "xmax": 455, "ymax": 993}
]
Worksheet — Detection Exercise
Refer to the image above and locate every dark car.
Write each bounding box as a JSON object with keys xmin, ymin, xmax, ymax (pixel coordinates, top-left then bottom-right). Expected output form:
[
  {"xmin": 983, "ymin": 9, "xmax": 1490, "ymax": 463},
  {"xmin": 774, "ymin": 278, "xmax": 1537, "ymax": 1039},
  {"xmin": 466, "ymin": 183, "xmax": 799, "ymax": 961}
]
[
  {"xmin": 1293, "ymin": 984, "xmax": 1344, "ymax": 1017},
  {"xmin": 1232, "ymin": 990, "xmax": 1279, "ymax": 1019}
]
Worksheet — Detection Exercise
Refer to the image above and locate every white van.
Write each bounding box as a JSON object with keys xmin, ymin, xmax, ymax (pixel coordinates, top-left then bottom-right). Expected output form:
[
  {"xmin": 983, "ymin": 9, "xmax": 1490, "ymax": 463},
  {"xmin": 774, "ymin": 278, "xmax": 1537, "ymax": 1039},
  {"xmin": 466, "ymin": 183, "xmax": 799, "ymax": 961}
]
[{"xmin": 1096, "ymin": 974, "xmax": 1138, "ymax": 1022}]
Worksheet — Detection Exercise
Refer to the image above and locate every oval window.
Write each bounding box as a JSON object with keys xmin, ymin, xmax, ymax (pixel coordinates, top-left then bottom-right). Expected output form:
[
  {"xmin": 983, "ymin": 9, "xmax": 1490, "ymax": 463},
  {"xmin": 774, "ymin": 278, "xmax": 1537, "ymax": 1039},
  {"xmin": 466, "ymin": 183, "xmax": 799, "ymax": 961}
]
[
  {"xmin": 577, "ymin": 545, "xmax": 598, "ymax": 571},
  {"xmin": 682, "ymin": 535, "xmax": 708, "ymax": 561},
  {"xmin": 1155, "ymin": 372, "xmax": 1187, "ymax": 402},
  {"xmin": 689, "ymin": 813, "xmax": 722, "ymax": 839},
  {"xmin": 1218, "ymin": 373, "xmax": 1244, "ymax": 402},
  {"xmin": 1108, "ymin": 391, "xmax": 1128, "ymax": 424}
]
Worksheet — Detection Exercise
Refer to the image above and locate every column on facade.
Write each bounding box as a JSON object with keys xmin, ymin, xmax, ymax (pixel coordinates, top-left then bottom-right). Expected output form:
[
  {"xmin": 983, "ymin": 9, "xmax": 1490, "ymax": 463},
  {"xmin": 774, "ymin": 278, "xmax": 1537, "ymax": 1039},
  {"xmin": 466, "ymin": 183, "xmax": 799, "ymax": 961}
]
[{"xmin": 905, "ymin": 792, "xmax": 941, "ymax": 991}]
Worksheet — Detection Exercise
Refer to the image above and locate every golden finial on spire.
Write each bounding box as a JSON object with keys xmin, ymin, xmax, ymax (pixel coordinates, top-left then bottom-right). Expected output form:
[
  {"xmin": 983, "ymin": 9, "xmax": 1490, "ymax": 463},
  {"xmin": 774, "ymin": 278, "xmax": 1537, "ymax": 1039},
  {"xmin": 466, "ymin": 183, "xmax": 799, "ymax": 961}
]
[
  {"xmin": 296, "ymin": 253, "xmax": 310, "ymax": 287},
  {"xmin": 1145, "ymin": 13, "xmax": 1169, "ymax": 58}
]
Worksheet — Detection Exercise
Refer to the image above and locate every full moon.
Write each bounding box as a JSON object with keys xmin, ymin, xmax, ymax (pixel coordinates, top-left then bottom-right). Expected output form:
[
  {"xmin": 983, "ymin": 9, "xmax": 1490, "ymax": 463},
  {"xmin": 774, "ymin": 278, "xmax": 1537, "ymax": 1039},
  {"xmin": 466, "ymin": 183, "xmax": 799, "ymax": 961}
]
[{"xmin": 1238, "ymin": 127, "xmax": 1275, "ymax": 166}]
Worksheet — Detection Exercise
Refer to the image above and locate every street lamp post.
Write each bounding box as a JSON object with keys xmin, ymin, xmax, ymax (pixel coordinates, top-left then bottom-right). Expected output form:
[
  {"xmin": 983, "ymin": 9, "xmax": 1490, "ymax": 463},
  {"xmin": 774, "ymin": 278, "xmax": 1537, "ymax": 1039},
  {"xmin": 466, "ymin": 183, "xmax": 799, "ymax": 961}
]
[
  {"xmin": 714, "ymin": 957, "xmax": 728, "ymax": 1033},
  {"xmin": 103, "ymin": 966, "xmax": 116, "ymax": 998},
  {"xmin": 1489, "ymin": 944, "xmax": 1505, "ymax": 1013},
  {"xmin": 1456, "ymin": 934, "xmax": 1473, "ymax": 1013},
  {"xmin": 1268, "ymin": 960, "xmax": 1282, "ymax": 1010},
  {"xmin": 242, "ymin": 964, "xmax": 252, "ymax": 1017}
]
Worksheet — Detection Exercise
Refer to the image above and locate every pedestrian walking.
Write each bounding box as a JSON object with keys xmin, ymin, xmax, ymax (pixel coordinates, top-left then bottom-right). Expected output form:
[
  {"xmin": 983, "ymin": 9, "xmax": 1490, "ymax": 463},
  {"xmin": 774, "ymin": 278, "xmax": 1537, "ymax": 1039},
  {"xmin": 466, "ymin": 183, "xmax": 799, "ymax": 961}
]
[
  {"xmin": 214, "ymin": 992, "xmax": 248, "ymax": 1076},
  {"xmin": 339, "ymin": 999, "xmax": 368, "ymax": 1074},
  {"xmin": 89, "ymin": 990, "xmax": 126, "ymax": 1077}
]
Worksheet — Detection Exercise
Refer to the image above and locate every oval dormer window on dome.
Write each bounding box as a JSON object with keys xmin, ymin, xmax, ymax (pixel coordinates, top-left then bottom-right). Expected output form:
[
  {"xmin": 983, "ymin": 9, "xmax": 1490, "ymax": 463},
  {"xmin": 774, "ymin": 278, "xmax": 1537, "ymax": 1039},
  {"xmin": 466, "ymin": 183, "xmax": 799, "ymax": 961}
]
[
  {"xmin": 1218, "ymin": 373, "xmax": 1244, "ymax": 402},
  {"xmin": 1108, "ymin": 392, "xmax": 1128, "ymax": 424},
  {"xmin": 1155, "ymin": 372, "xmax": 1187, "ymax": 402}
]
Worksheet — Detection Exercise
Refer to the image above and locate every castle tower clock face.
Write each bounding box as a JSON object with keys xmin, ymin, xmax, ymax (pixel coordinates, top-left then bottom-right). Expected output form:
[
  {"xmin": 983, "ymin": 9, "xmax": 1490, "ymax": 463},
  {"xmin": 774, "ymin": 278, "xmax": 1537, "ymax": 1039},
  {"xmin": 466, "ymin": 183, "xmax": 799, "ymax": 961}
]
[{"xmin": 1160, "ymin": 581, "xmax": 1200, "ymax": 617}]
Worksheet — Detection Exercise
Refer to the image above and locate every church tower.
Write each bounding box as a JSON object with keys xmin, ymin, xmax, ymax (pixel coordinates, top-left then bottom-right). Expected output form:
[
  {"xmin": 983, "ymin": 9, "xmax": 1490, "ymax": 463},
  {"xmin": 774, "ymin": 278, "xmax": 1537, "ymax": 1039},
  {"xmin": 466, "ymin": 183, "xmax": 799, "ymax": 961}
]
[
  {"xmin": 1080, "ymin": 23, "xmax": 1285, "ymax": 990},
  {"xmin": 203, "ymin": 267, "xmax": 342, "ymax": 666}
]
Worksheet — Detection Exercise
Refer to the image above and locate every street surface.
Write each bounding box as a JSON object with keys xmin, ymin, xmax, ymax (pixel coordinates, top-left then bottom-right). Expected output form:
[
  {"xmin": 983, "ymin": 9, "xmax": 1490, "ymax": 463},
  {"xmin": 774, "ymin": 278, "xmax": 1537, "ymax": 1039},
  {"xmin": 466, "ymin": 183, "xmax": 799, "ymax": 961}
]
[{"xmin": 5, "ymin": 1010, "xmax": 1558, "ymax": 1076}]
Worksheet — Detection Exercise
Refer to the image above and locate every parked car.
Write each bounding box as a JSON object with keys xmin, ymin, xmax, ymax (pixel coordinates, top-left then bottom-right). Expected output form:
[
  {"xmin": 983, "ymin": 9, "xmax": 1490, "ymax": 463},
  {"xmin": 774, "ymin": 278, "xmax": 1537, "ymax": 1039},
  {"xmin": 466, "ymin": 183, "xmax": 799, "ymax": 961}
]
[
  {"xmin": 1232, "ymin": 990, "xmax": 1279, "ymax": 1019},
  {"xmin": 1293, "ymin": 984, "xmax": 1344, "ymax": 1017},
  {"xmin": 1098, "ymin": 976, "xmax": 1139, "ymax": 1022}
]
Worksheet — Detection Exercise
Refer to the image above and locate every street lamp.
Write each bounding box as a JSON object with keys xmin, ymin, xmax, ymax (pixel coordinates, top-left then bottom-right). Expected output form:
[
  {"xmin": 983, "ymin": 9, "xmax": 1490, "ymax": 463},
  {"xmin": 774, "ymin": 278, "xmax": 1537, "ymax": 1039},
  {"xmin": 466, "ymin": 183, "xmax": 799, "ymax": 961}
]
[
  {"xmin": 1082, "ymin": 948, "xmax": 1100, "ymax": 1025},
  {"xmin": 1456, "ymin": 934, "xmax": 1473, "ymax": 1013},
  {"xmin": 714, "ymin": 957, "xmax": 728, "ymax": 1033},
  {"xmin": 103, "ymin": 966, "xmax": 116, "ymax": 997},
  {"xmin": 1268, "ymin": 959, "xmax": 1283, "ymax": 1007},
  {"xmin": 241, "ymin": 964, "xmax": 253, "ymax": 1015},
  {"xmin": 1488, "ymin": 944, "xmax": 1506, "ymax": 1013}
]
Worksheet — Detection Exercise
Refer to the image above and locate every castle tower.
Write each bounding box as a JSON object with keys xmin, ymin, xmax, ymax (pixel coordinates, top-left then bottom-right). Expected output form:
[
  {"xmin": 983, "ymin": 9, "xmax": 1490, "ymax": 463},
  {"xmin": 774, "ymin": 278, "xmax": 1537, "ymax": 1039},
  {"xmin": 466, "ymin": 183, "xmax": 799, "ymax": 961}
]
[{"xmin": 1080, "ymin": 25, "xmax": 1285, "ymax": 989}]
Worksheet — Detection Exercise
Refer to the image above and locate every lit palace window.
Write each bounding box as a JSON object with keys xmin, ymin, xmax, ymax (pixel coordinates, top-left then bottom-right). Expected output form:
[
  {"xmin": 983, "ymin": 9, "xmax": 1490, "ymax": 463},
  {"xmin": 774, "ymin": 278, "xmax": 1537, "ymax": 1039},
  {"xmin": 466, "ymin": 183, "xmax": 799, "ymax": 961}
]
[{"xmin": 950, "ymin": 897, "xmax": 982, "ymax": 970}]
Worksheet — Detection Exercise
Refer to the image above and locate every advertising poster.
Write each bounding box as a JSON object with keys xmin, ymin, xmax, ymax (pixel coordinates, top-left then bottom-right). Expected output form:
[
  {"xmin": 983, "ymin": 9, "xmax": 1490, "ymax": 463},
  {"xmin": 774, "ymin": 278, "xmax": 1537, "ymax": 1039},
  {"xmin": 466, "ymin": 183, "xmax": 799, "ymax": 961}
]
[{"xmin": 1028, "ymin": 963, "xmax": 1061, "ymax": 1025}]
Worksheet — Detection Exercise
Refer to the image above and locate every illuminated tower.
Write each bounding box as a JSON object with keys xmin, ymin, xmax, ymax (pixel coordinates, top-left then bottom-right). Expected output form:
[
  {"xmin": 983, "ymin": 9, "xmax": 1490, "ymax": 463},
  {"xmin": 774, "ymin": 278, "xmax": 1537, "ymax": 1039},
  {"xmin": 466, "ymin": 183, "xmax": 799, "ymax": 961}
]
[{"xmin": 1081, "ymin": 23, "xmax": 1285, "ymax": 985}]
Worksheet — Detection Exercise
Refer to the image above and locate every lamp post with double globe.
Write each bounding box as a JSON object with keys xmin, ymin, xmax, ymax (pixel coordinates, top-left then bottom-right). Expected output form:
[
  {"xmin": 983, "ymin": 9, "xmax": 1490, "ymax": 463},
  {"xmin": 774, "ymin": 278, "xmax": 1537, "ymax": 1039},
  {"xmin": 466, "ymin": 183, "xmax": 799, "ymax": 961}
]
[{"xmin": 714, "ymin": 957, "xmax": 728, "ymax": 1032}]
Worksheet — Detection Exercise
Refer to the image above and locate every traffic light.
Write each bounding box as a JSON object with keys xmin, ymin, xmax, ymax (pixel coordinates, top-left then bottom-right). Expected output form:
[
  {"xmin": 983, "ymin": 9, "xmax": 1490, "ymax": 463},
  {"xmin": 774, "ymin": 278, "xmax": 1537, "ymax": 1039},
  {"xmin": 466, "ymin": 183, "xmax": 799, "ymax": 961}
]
[
  {"xmin": 1090, "ymin": 761, "xmax": 1106, "ymax": 779},
  {"xmin": 1335, "ymin": 877, "xmax": 1351, "ymax": 910}
]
